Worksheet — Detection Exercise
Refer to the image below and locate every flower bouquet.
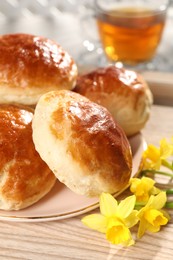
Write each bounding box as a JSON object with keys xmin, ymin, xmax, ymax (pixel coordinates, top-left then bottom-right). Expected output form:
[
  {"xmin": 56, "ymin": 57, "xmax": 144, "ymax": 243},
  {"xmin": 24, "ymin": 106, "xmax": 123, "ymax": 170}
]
[{"xmin": 82, "ymin": 137, "xmax": 173, "ymax": 246}]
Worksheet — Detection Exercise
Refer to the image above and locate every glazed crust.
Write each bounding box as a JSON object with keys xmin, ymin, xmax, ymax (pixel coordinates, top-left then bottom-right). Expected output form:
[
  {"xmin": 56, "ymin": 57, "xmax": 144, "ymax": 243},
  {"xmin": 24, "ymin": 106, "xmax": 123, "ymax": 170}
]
[
  {"xmin": 0, "ymin": 33, "xmax": 78, "ymax": 105},
  {"xmin": 0, "ymin": 104, "xmax": 56, "ymax": 210},
  {"xmin": 74, "ymin": 66, "xmax": 153, "ymax": 136},
  {"xmin": 32, "ymin": 90, "xmax": 132, "ymax": 197}
]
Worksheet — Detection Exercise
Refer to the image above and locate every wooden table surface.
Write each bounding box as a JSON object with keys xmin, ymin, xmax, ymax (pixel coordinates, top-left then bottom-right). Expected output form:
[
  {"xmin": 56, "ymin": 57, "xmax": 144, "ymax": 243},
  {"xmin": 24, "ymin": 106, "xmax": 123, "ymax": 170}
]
[{"xmin": 0, "ymin": 104, "xmax": 173, "ymax": 260}]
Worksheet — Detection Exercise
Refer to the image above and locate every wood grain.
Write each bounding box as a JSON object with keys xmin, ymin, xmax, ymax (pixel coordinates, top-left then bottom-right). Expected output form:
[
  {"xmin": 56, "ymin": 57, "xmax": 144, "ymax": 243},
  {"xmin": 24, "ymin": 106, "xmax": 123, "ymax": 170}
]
[{"xmin": 0, "ymin": 104, "xmax": 173, "ymax": 260}]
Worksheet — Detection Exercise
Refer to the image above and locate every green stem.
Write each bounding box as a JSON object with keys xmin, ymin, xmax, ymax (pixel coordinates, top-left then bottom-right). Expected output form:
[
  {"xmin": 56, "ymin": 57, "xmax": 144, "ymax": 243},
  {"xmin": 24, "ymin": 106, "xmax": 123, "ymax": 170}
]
[
  {"xmin": 166, "ymin": 189, "xmax": 173, "ymax": 195},
  {"xmin": 141, "ymin": 169, "xmax": 173, "ymax": 178},
  {"xmin": 135, "ymin": 202, "xmax": 146, "ymax": 207},
  {"xmin": 135, "ymin": 201, "xmax": 146, "ymax": 210},
  {"xmin": 165, "ymin": 201, "xmax": 173, "ymax": 208},
  {"xmin": 162, "ymin": 159, "xmax": 173, "ymax": 171},
  {"xmin": 135, "ymin": 200, "xmax": 173, "ymax": 209}
]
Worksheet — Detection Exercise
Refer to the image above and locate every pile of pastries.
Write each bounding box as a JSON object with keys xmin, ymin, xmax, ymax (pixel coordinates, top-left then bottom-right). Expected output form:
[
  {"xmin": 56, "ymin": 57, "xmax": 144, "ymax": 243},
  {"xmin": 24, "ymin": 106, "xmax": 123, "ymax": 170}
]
[{"xmin": 0, "ymin": 33, "xmax": 153, "ymax": 210}]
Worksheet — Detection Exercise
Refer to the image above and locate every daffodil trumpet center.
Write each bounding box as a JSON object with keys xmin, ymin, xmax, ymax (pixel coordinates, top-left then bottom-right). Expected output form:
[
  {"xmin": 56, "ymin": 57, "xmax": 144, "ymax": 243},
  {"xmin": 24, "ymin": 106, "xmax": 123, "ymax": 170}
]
[
  {"xmin": 144, "ymin": 209, "xmax": 168, "ymax": 227},
  {"xmin": 106, "ymin": 217, "xmax": 132, "ymax": 245}
]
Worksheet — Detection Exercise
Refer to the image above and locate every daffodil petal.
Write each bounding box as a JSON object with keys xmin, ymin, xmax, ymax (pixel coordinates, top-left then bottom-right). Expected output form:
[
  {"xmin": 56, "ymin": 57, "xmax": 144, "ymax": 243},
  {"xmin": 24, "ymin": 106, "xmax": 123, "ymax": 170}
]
[
  {"xmin": 137, "ymin": 206, "xmax": 146, "ymax": 219},
  {"xmin": 117, "ymin": 195, "xmax": 136, "ymax": 218},
  {"xmin": 151, "ymin": 186, "xmax": 161, "ymax": 195},
  {"xmin": 82, "ymin": 214, "xmax": 107, "ymax": 233},
  {"xmin": 147, "ymin": 224, "xmax": 160, "ymax": 233},
  {"xmin": 137, "ymin": 219, "xmax": 148, "ymax": 238},
  {"xmin": 142, "ymin": 144, "xmax": 161, "ymax": 170},
  {"xmin": 160, "ymin": 138, "xmax": 173, "ymax": 159},
  {"xmin": 100, "ymin": 193, "xmax": 118, "ymax": 217},
  {"xmin": 143, "ymin": 145, "xmax": 160, "ymax": 162},
  {"xmin": 147, "ymin": 192, "xmax": 167, "ymax": 209},
  {"xmin": 122, "ymin": 234, "xmax": 135, "ymax": 247},
  {"xmin": 142, "ymin": 177, "xmax": 155, "ymax": 189},
  {"xmin": 125, "ymin": 210, "xmax": 139, "ymax": 228},
  {"xmin": 129, "ymin": 178, "xmax": 140, "ymax": 193},
  {"xmin": 160, "ymin": 209, "xmax": 171, "ymax": 221}
]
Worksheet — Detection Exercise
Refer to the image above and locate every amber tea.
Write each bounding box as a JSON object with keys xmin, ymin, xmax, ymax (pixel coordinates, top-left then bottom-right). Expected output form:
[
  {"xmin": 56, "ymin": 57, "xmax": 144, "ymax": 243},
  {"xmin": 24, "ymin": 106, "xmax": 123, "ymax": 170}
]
[{"xmin": 96, "ymin": 7, "xmax": 166, "ymax": 64}]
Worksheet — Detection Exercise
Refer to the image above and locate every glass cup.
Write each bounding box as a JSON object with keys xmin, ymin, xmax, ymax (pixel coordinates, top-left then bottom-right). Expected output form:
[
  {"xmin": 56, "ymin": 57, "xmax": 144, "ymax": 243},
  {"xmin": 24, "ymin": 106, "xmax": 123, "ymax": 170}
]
[{"xmin": 95, "ymin": 0, "xmax": 170, "ymax": 67}]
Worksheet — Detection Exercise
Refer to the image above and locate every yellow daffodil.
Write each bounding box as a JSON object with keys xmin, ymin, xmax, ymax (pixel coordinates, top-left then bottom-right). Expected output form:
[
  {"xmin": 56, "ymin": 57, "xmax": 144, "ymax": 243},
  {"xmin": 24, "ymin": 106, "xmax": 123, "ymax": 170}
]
[
  {"xmin": 82, "ymin": 193, "xmax": 138, "ymax": 246},
  {"xmin": 142, "ymin": 144, "xmax": 160, "ymax": 169},
  {"xmin": 160, "ymin": 138, "xmax": 173, "ymax": 158},
  {"xmin": 142, "ymin": 138, "xmax": 173, "ymax": 170},
  {"xmin": 130, "ymin": 177, "xmax": 160, "ymax": 202},
  {"xmin": 137, "ymin": 192, "xmax": 170, "ymax": 238},
  {"xmin": 81, "ymin": 137, "xmax": 172, "ymax": 246}
]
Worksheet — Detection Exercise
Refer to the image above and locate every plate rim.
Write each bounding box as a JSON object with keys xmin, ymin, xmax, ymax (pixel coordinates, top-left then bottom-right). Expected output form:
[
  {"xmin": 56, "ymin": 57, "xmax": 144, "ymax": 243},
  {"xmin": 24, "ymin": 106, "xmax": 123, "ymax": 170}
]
[{"xmin": 0, "ymin": 132, "xmax": 146, "ymax": 222}]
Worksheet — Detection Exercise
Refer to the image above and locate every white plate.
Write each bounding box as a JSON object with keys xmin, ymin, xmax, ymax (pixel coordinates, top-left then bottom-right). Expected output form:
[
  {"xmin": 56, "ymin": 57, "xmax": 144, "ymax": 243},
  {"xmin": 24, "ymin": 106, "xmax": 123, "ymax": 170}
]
[{"xmin": 0, "ymin": 133, "xmax": 147, "ymax": 222}]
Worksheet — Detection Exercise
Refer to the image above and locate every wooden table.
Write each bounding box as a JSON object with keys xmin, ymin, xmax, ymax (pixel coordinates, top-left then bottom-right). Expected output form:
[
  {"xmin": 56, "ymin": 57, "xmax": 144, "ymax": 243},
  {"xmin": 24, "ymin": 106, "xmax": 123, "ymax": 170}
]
[{"xmin": 0, "ymin": 104, "xmax": 173, "ymax": 260}]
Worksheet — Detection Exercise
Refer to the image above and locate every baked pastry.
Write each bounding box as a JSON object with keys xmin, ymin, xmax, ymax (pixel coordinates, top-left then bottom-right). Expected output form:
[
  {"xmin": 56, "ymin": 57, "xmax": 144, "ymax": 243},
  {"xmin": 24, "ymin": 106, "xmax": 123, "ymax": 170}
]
[
  {"xmin": 74, "ymin": 66, "xmax": 153, "ymax": 136},
  {"xmin": 32, "ymin": 90, "xmax": 132, "ymax": 197},
  {"xmin": 0, "ymin": 33, "xmax": 78, "ymax": 106},
  {"xmin": 0, "ymin": 104, "xmax": 56, "ymax": 210}
]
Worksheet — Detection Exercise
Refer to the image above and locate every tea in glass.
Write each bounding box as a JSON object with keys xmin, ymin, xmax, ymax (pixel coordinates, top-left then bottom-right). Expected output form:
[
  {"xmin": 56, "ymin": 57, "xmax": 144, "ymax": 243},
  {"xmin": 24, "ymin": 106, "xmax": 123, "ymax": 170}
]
[{"xmin": 95, "ymin": 0, "xmax": 169, "ymax": 65}]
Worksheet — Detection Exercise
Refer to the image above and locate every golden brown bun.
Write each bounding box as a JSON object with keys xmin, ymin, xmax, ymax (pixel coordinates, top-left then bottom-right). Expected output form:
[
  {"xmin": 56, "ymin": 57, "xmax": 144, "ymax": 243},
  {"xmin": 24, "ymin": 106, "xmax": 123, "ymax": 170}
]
[
  {"xmin": 0, "ymin": 104, "xmax": 56, "ymax": 210},
  {"xmin": 74, "ymin": 66, "xmax": 153, "ymax": 136},
  {"xmin": 0, "ymin": 33, "xmax": 78, "ymax": 105},
  {"xmin": 32, "ymin": 90, "xmax": 132, "ymax": 197}
]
